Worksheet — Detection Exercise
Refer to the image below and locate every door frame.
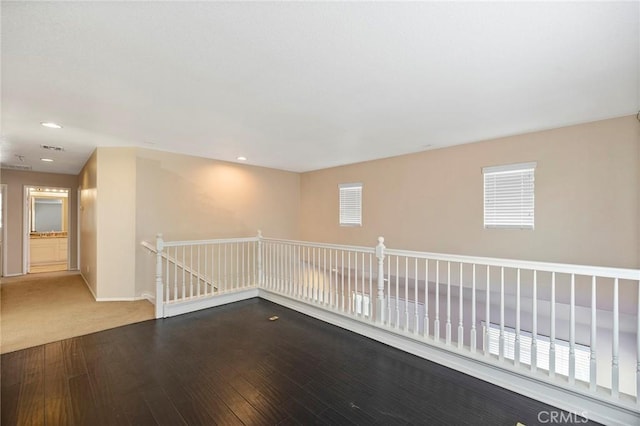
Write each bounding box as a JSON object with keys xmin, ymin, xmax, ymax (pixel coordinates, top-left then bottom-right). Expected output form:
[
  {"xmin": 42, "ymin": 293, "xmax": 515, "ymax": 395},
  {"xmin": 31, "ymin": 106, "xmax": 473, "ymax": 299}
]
[{"xmin": 22, "ymin": 185, "xmax": 71, "ymax": 274}]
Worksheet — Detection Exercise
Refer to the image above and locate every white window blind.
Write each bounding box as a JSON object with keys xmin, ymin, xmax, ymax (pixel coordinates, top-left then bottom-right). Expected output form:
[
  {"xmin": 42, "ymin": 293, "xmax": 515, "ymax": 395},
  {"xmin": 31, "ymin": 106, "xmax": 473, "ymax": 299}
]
[
  {"xmin": 486, "ymin": 323, "xmax": 590, "ymax": 382},
  {"xmin": 483, "ymin": 162, "xmax": 536, "ymax": 229},
  {"xmin": 339, "ymin": 183, "xmax": 362, "ymax": 226}
]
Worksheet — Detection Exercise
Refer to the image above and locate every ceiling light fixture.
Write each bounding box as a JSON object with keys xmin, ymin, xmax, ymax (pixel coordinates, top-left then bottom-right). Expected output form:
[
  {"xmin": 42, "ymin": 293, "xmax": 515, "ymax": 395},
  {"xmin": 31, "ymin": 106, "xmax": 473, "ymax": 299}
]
[
  {"xmin": 40, "ymin": 158, "xmax": 54, "ymax": 162},
  {"xmin": 237, "ymin": 156, "xmax": 247, "ymax": 161},
  {"xmin": 41, "ymin": 122, "xmax": 63, "ymax": 129}
]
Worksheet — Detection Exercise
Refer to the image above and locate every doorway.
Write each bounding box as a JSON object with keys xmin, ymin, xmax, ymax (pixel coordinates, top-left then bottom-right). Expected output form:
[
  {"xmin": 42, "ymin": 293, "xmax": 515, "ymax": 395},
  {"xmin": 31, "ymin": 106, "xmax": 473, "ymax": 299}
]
[{"xmin": 23, "ymin": 186, "xmax": 70, "ymax": 274}]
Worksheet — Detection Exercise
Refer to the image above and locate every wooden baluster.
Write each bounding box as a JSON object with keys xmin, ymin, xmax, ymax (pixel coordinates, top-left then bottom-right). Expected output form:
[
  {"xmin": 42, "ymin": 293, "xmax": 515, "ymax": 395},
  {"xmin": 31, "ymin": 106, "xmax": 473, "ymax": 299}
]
[
  {"xmin": 197, "ymin": 245, "xmax": 201, "ymax": 296},
  {"xmin": 369, "ymin": 253, "xmax": 373, "ymax": 321},
  {"xmin": 304, "ymin": 246, "xmax": 311, "ymax": 299},
  {"xmin": 471, "ymin": 264, "xmax": 476, "ymax": 353},
  {"xmin": 360, "ymin": 253, "xmax": 366, "ymax": 317},
  {"xmin": 203, "ymin": 245, "xmax": 208, "ymax": 296},
  {"xmin": 341, "ymin": 250, "xmax": 345, "ymax": 311},
  {"xmin": 404, "ymin": 257, "xmax": 409, "ymax": 330},
  {"xmin": 182, "ymin": 246, "xmax": 186, "ymax": 299},
  {"xmin": 458, "ymin": 263, "xmax": 464, "ymax": 349},
  {"xmin": 354, "ymin": 251, "xmax": 358, "ymax": 313},
  {"xmin": 515, "ymin": 269, "xmax": 521, "ymax": 367},
  {"xmin": 636, "ymin": 277, "xmax": 640, "ymax": 406},
  {"xmin": 531, "ymin": 270, "xmax": 538, "ymax": 373},
  {"xmin": 155, "ymin": 234, "xmax": 164, "ymax": 319},
  {"xmin": 189, "ymin": 245, "xmax": 193, "ymax": 298},
  {"xmin": 395, "ymin": 256, "xmax": 400, "ymax": 329},
  {"xmin": 288, "ymin": 243, "xmax": 292, "ymax": 293},
  {"xmin": 550, "ymin": 272, "xmax": 556, "ymax": 378},
  {"xmin": 612, "ymin": 277, "xmax": 619, "ymax": 398},
  {"xmin": 324, "ymin": 248, "xmax": 328, "ymax": 304},
  {"xmin": 484, "ymin": 266, "xmax": 490, "ymax": 357},
  {"xmin": 424, "ymin": 259, "xmax": 429, "ymax": 338},
  {"xmin": 314, "ymin": 247, "xmax": 319, "ymax": 301},
  {"xmin": 297, "ymin": 245, "xmax": 301, "ymax": 296},
  {"xmin": 589, "ymin": 275, "xmax": 597, "ymax": 391},
  {"xmin": 335, "ymin": 249, "xmax": 340, "ymax": 309},
  {"xmin": 499, "ymin": 267, "xmax": 504, "ymax": 362},
  {"xmin": 434, "ymin": 261, "xmax": 440, "ymax": 342},
  {"xmin": 167, "ymin": 246, "xmax": 172, "ymax": 302},
  {"xmin": 224, "ymin": 244, "xmax": 228, "ymax": 292},
  {"xmin": 414, "ymin": 258, "xmax": 419, "ymax": 334},
  {"xmin": 328, "ymin": 249, "xmax": 335, "ymax": 308},
  {"xmin": 348, "ymin": 251, "xmax": 352, "ymax": 310},
  {"xmin": 569, "ymin": 274, "xmax": 576, "ymax": 385},
  {"xmin": 446, "ymin": 261, "xmax": 451, "ymax": 345},
  {"xmin": 387, "ymin": 256, "xmax": 391, "ymax": 325}
]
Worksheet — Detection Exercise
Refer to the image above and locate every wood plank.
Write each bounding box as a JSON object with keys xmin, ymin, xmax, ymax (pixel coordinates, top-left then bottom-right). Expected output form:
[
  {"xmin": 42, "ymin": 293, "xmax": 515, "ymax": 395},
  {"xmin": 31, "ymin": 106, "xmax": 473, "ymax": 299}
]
[
  {"xmin": 141, "ymin": 386, "xmax": 187, "ymax": 426},
  {"xmin": 44, "ymin": 342, "xmax": 73, "ymax": 425},
  {"xmin": 15, "ymin": 347, "xmax": 45, "ymax": 425},
  {"xmin": 1, "ymin": 298, "xmax": 601, "ymax": 426}
]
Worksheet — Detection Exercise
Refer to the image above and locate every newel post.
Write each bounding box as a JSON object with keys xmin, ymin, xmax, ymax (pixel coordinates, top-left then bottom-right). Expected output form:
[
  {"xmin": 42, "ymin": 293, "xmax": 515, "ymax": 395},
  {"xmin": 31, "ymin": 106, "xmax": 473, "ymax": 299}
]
[
  {"xmin": 257, "ymin": 230, "xmax": 263, "ymax": 287},
  {"xmin": 155, "ymin": 233, "xmax": 164, "ymax": 319},
  {"xmin": 376, "ymin": 236, "xmax": 386, "ymax": 324}
]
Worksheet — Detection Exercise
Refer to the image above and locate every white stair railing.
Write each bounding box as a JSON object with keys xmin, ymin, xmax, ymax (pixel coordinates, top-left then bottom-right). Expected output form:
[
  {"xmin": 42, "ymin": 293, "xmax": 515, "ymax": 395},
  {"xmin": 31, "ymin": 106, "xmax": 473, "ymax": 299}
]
[
  {"xmin": 149, "ymin": 234, "xmax": 260, "ymax": 317},
  {"xmin": 143, "ymin": 233, "xmax": 640, "ymax": 414}
]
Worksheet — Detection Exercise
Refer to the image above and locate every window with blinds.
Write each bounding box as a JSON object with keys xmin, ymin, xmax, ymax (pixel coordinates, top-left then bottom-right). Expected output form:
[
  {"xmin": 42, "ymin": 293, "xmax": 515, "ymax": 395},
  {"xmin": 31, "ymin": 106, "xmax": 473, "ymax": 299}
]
[
  {"xmin": 485, "ymin": 323, "xmax": 590, "ymax": 382},
  {"xmin": 483, "ymin": 162, "xmax": 536, "ymax": 229},
  {"xmin": 339, "ymin": 183, "xmax": 362, "ymax": 226}
]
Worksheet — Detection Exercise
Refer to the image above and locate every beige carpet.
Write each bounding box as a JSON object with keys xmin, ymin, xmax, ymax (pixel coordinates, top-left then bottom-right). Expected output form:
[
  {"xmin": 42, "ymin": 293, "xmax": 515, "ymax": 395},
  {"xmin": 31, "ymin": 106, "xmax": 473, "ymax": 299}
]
[{"xmin": 1, "ymin": 271, "xmax": 154, "ymax": 354}]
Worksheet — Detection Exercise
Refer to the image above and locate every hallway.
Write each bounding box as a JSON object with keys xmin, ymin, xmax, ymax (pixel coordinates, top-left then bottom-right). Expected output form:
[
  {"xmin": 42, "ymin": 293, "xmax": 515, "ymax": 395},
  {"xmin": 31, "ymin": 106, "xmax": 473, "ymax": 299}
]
[{"xmin": 1, "ymin": 271, "xmax": 154, "ymax": 353}]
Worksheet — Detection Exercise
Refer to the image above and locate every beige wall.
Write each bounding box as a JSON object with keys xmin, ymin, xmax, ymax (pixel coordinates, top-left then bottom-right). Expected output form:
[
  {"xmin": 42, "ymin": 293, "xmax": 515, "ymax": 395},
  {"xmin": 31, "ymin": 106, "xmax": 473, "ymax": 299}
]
[
  {"xmin": 300, "ymin": 115, "xmax": 640, "ymax": 268},
  {"xmin": 134, "ymin": 148, "xmax": 300, "ymax": 297},
  {"xmin": 78, "ymin": 148, "xmax": 137, "ymax": 299},
  {"xmin": 97, "ymin": 147, "xmax": 137, "ymax": 299},
  {"xmin": 0, "ymin": 169, "xmax": 79, "ymax": 276},
  {"xmin": 79, "ymin": 147, "xmax": 300, "ymax": 299},
  {"xmin": 78, "ymin": 151, "xmax": 98, "ymax": 295}
]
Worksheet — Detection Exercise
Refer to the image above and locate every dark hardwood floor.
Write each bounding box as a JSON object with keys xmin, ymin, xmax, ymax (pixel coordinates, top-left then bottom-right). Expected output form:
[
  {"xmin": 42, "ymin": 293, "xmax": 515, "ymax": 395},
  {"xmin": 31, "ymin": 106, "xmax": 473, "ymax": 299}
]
[{"xmin": 1, "ymin": 298, "xmax": 598, "ymax": 425}]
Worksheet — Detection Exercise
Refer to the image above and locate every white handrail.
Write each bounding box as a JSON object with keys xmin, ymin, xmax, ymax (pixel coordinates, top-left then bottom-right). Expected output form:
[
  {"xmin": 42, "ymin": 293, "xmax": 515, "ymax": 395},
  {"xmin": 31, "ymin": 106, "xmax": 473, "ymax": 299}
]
[
  {"xmin": 163, "ymin": 236, "xmax": 259, "ymax": 247},
  {"xmin": 262, "ymin": 237, "xmax": 375, "ymax": 254},
  {"xmin": 384, "ymin": 248, "xmax": 639, "ymax": 280}
]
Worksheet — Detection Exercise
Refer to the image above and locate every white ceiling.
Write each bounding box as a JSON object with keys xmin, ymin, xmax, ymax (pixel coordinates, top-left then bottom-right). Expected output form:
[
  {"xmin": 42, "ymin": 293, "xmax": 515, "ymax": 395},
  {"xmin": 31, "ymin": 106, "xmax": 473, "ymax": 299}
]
[{"xmin": 2, "ymin": 1, "xmax": 639, "ymax": 175}]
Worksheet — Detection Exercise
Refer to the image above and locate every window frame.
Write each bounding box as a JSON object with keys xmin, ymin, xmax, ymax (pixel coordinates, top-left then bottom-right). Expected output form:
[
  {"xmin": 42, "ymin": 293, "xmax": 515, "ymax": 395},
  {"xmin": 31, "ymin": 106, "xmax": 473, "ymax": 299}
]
[
  {"xmin": 483, "ymin": 162, "xmax": 536, "ymax": 230},
  {"xmin": 338, "ymin": 183, "xmax": 363, "ymax": 227}
]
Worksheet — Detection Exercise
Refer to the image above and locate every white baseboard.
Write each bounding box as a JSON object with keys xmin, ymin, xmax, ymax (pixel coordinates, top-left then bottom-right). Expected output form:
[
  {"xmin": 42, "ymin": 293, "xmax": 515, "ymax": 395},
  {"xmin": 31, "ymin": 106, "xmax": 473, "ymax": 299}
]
[
  {"xmin": 258, "ymin": 289, "xmax": 639, "ymax": 426},
  {"xmin": 162, "ymin": 288, "xmax": 259, "ymax": 318},
  {"xmin": 141, "ymin": 292, "xmax": 155, "ymax": 303},
  {"xmin": 95, "ymin": 296, "xmax": 149, "ymax": 302},
  {"xmin": 2, "ymin": 273, "xmax": 23, "ymax": 277},
  {"xmin": 80, "ymin": 273, "xmax": 98, "ymax": 300}
]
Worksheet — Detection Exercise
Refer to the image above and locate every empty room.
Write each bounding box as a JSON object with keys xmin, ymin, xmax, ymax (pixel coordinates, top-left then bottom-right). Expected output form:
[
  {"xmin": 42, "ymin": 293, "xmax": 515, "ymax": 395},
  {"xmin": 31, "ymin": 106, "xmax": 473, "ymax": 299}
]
[{"xmin": 1, "ymin": 2, "xmax": 639, "ymax": 425}]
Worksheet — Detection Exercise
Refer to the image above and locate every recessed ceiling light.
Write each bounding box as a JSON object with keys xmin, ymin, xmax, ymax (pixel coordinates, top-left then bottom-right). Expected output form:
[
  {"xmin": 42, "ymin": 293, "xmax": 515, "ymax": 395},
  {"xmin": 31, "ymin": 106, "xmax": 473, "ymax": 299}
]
[
  {"xmin": 237, "ymin": 156, "xmax": 247, "ymax": 161},
  {"xmin": 40, "ymin": 158, "xmax": 54, "ymax": 162},
  {"xmin": 41, "ymin": 122, "xmax": 62, "ymax": 129}
]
